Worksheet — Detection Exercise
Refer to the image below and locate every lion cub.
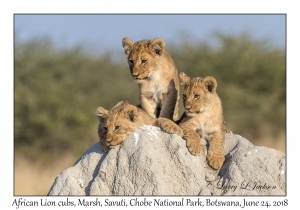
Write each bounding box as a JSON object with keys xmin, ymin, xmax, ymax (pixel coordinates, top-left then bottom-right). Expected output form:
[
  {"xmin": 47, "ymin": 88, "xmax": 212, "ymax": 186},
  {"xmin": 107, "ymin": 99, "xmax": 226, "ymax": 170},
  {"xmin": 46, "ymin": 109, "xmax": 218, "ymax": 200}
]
[
  {"xmin": 122, "ymin": 37, "xmax": 180, "ymax": 121},
  {"xmin": 179, "ymin": 72, "xmax": 227, "ymax": 170},
  {"xmin": 95, "ymin": 100, "xmax": 183, "ymax": 152}
]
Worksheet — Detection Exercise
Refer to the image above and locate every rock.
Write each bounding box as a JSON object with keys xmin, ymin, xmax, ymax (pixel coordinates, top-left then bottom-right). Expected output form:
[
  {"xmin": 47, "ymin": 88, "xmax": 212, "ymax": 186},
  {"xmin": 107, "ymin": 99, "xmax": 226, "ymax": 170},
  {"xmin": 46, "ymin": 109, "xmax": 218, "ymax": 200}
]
[{"xmin": 47, "ymin": 125, "xmax": 286, "ymax": 196}]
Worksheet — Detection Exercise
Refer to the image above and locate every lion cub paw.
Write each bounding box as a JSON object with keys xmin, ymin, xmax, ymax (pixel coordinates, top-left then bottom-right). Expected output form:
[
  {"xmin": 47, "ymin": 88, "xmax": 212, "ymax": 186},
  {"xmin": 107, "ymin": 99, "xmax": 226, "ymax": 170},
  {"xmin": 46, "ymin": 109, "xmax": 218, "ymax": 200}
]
[
  {"xmin": 186, "ymin": 139, "xmax": 202, "ymax": 156},
  {"xmin": 224, "ymin": 129, "xmax": 233, "ymax": 134},
  {"xmin": 206, "ymin": 152, "xmax": 225, "ymax": 170},
  {"xmin": 99, "ymin": 140, "xmax": 109, "ymax": 153},
  {"xmin": 157, "ymin": 118, "xmax": 184, "ymax": 137}
]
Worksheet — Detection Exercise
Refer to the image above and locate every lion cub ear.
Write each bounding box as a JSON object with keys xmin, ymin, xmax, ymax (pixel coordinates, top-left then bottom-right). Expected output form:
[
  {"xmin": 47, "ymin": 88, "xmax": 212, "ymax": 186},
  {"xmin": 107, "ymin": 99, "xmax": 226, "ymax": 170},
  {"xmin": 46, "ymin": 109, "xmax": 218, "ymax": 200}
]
[
  {"xmin": 150, "ymin": 38, "xmax": 165, "ymax": 56},
  {"xmin": 124, "ymin": 105, "xmax": 139, "ymax": 122},
  {"xmin": 202, "ymin": 76, "xmax": 217, "ymax": 93},
  {"xmin": 111, "ymin": 100, "xmax": 128, "ymax": 109},
  {"xmin": 122, "ymin": 37, "xmax": 134, "ymax": 56},
  {"xmin": 95, "ymin": 107, "xmax": 108, "ymax": 121},
  {"xmin": 179, "ymin": 72, "xmax": 191, "ymax": 86}
]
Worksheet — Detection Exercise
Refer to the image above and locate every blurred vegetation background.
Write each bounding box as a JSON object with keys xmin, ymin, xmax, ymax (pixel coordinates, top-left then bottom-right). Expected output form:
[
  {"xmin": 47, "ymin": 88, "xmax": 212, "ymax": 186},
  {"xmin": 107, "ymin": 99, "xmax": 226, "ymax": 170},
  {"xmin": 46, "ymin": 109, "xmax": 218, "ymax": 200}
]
[{"xmin": 14, "ymin": 32, "xmax": 286, "ymax": 195}]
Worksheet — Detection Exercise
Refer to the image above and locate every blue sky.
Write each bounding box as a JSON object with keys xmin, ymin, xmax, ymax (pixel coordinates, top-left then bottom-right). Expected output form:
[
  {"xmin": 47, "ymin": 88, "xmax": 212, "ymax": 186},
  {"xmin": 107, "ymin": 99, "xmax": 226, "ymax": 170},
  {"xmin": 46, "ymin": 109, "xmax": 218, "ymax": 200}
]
[{"xmin": 14, "ymin": 14, "xmax": 286, "ymax": 53}]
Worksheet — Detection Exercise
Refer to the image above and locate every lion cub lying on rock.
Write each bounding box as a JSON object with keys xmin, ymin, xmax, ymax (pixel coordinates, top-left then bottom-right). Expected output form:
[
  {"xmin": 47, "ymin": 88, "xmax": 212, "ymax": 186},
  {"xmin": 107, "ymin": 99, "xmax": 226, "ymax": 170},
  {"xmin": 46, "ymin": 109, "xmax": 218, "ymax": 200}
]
[
  {"xmin": 178, "ymin": 72, "xmax": 228, "ymax": 170},
  {"xmin": 95, "ymin": 100, "xmax": 183, "ymax": 152}
]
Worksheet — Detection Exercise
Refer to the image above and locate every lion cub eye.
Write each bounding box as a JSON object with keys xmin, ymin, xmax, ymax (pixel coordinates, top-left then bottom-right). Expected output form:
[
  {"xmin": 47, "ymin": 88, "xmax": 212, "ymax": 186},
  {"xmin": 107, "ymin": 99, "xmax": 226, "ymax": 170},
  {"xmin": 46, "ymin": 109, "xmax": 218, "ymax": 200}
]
[
  {"xmin": 114, "ymin": 126, "xmax": 120, "ymax": 131},
  {"xmin": 102, "ymin": 126, "xmax": 108, "ymax": 132},
  {"xmin": 129, "ymin": 60, "xmax": 134, "ymax": 64},
  {"xmin": 194, "ymin": 94, "xmax": 199, "ymax": 99},
  {"xmin": 141, "ymin": 60, "xmax": 147, "ymax": 64},
  {"xmin": 182, "ymin": 94, "xmax": 186, "ymax": 100}
]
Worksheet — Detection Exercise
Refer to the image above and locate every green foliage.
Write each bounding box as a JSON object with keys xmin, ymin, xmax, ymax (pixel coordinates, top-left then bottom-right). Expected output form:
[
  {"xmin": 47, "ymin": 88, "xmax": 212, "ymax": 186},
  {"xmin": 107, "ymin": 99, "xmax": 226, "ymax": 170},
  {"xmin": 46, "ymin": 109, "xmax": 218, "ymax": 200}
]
[
  {"xmin": 14, "ymin": 39, "xmax": 139, "ymax": 159},
  {"xmin": 14, "ymin": 33, "xmax": 286, "ymax": 160},
  {"xmin": 168, "ymin": 32, "xmax": 286, "ymax": 141}
]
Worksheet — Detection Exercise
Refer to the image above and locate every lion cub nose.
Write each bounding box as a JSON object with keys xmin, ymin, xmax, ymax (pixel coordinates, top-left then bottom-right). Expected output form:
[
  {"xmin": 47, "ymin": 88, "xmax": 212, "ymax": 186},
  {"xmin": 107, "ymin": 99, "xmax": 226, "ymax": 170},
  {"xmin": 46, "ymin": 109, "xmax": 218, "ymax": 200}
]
[
  {"xmin": 132, "ymin": 73, "xmax": 140, "ymax": 78},
  {"xmin": 106, "ymin": 134, "xmax": 112, "ymax": 143},
  {"xmin": 185, "ymin": 106, "xmax": 192, "ymax": 110}
]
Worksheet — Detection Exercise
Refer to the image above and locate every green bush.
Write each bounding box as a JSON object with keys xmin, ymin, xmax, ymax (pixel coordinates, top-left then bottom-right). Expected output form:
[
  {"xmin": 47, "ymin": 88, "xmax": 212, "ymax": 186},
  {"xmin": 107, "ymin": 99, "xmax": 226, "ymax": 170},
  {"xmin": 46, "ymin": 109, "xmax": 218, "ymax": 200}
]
[
  {"xmin": 168, "ymin": 32, "xmax": 285, "ymax": 142},
  {"xmin": 14, "ymin": 39, "xmax": 139, "ymax": 159},
  {"xmin": 14, "ymin": 33, "xmax": 286, "ymax": 160}
]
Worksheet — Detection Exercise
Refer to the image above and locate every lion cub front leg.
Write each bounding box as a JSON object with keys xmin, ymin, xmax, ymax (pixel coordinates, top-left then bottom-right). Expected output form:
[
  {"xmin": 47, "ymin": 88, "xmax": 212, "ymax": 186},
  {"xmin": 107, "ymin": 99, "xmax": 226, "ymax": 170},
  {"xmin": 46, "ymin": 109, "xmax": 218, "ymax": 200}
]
[
  {"xmin": 180, "ymin": 123, "xmax": 202, "ymax": 155},
  {"xmin": 206, "ymin": 131, "xmax": 225, "ymax": 170},
  {"xmin": 156, "ymin": 117, "xmax": 183, "ymax": 137},
  {"xmin": 140, "ymin": 94, "xmax": 157, "ymax": 118}
]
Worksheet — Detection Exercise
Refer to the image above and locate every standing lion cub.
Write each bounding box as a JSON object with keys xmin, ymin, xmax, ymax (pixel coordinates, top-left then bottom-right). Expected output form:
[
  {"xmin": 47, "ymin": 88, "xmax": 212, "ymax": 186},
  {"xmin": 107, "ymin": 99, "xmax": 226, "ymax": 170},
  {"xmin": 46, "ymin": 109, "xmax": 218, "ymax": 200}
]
[
  {"xmin": 95, "ymin": 100, "xmax": 183, "ymax": 152},
  {"xmin": 178, "ymin": 72, "xmax": 228, "ymax": 170},
  {"xmin": 122, "ymin": 37, "xmax": 180, "ymax": 121}
]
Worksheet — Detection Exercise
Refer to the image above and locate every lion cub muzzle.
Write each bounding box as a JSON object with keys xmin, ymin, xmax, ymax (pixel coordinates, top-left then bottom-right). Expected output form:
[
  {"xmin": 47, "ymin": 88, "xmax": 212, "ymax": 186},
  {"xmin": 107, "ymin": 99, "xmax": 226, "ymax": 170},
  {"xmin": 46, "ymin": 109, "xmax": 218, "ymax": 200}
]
[
  {"xmin": 184, "ymin": 100, "xmax": 201, "ymax": 116},
  {"xmin": 132, "ymin": 72, "xmax": 149, "ymax": 81}
]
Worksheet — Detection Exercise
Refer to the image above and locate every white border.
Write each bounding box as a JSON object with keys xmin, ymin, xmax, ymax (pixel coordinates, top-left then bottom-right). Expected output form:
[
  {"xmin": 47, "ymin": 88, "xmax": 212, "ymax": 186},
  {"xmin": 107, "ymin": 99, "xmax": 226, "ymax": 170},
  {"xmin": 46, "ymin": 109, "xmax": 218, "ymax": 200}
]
[{"xmin": 2, "ymin": 0, "xmax": 298, "ymax": 209}]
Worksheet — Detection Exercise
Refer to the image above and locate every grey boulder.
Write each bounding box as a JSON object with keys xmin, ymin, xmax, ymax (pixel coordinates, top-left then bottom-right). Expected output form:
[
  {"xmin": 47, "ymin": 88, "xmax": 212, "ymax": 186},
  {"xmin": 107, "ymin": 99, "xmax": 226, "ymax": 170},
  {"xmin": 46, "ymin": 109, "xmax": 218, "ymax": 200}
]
[{"xmin": 48, "ymin": 125, "xmax": 285, "ymax": 196}]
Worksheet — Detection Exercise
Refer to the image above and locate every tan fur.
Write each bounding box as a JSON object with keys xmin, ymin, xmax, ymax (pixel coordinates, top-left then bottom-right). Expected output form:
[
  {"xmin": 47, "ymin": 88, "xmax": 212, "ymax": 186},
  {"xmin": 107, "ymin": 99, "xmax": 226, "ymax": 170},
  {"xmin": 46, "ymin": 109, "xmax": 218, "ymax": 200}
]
[
  {"xmin": 178, "ymin": 72, "xmax": 229, "ymax": 170},
  {"xmin": 95, "ymin": 101, "xmax": 183, "ymax": 151},
  {"xmin": 95, "ymin": 106, "xmax": 110, "ymax": 152},
  {"xmin": 122, "ymin": 37, "xmax": 180, "ymax": 121}
]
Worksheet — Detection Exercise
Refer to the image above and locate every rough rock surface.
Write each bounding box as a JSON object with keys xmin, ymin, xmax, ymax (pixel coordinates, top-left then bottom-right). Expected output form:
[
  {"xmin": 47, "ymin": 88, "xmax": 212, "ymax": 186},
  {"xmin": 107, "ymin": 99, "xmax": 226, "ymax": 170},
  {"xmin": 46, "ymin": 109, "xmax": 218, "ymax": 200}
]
[{"xmin": 48, "ymin": 125, "xmax": 286, "ymax": 196}]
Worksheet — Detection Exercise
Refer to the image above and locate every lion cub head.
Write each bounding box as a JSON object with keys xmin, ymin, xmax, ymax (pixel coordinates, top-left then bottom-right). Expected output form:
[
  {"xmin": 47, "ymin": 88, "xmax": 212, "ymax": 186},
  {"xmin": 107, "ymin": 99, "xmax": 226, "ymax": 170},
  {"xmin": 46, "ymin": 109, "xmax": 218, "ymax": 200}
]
[
  {"xmin": 122, "ymin": 37, "xmax": 166, "ymax": 83},
  {"xmin": 95, "ymin": 101, "xmax": 152, "ymax": 150},
  {"xmin": 179, "ymin": 72, "xmax": 219, "ymax": 117}
]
